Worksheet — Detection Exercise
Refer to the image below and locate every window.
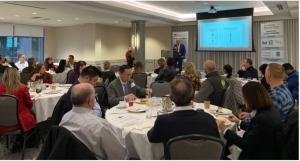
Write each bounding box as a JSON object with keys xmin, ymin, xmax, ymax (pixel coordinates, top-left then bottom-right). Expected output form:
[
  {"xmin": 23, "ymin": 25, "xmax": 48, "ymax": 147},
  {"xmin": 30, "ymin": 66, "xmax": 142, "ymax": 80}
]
[{"xmin": 0, "ymin": 36, "xmax": 44, "ymax": 63}]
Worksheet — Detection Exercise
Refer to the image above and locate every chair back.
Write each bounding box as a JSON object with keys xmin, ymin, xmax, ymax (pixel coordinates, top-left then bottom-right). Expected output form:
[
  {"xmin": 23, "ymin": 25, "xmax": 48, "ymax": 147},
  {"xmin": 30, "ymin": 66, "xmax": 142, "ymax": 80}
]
[
  {"xmin": 165, "ymin": 134, "xmax": 225, "ymax": 160},
  {"xmin": 20, "ymin": 72, "xmax": 30, "ymax": 85},
  {"xmin": 111, "ymin": 65, "xmax": 120, "ymax": 73},
  {"xmin": 132, "ymin": 72, "xmax": 147, "ymax": 88},
  {"xmin": 95, "ymin": 85, "xmax": 109, "ymax": 109},
  {"xmin": 0, "ymin": 94, "xmax": 19, "ymax": 127},
  {"xmin": 150, "ymin": 81, "xmax": 171, "ymax": 97}
]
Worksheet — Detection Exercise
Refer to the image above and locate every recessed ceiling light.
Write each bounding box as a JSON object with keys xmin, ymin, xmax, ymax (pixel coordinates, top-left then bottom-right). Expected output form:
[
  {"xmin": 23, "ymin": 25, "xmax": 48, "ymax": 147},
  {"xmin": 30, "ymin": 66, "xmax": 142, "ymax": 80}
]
[
  {"xmin": 0, "ymin": 17, "xmax": 5, "ymax": 20},
  {"xmin": 74, "ymin": 17, "xmax": 79, "ymax": 21},
  {"xmin": 14, "ymin": 14, "xmax": 20, "ymax": 17},
  {"xmin": 114, "ymin": 21, "xmax": 119, "ymax": 23},
  {"xmin": 57, "ymin": 19, "xmax": 62, "ymax": 22},
  {"xmin": 32, "ymin": 12, "xmax": 37, "ymax": 15}
]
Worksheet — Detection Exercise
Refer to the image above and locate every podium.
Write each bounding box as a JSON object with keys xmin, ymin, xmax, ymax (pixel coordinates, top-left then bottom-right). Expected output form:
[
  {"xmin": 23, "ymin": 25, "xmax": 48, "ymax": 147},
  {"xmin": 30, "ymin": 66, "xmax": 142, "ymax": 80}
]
[{"xmin": 161, "ymin": 49, "xmax": 180, "ymax": 59}]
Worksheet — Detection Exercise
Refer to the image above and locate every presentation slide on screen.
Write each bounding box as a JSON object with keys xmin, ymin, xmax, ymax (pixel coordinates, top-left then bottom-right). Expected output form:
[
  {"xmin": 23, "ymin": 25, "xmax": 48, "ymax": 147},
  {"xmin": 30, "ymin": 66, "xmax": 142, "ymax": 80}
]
[{"xmin": 198, "ymin": 16, "xmax": 252, "ymax": 51}]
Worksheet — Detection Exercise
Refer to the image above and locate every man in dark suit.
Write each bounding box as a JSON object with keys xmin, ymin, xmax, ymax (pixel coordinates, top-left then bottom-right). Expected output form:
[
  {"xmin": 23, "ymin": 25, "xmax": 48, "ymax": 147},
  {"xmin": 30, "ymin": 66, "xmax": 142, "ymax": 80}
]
[
  {"xmin": 173, "ymin": 39, "xmax": 186, "ymax": 72},
  {"xmin": 237, "ymin": 58, "xmax": 258, "ymax": 79},
  {"xmin": 147, "ymin": 77, "xmax": 220, "ymax": 144},
  {"xmin": 107, "ymin": 65, "xmax": 152, "ymax": 107}
]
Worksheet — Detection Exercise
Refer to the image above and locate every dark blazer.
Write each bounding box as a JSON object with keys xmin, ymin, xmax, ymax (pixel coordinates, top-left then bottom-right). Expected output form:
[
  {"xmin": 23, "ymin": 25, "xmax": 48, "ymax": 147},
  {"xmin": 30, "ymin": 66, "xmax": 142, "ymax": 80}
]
[
  {"xmin": 147, "ymin": 109, "xmax": 220, "ymax": 144},
  {"xmin": 107, "ymin": 78, "xmax": 146, "ymax": 107},
  {"xmin": 224, "ymin": 108, "xmax": 284, "ymax": 160},
  {"xmin": 155, "ymin": 66, "xmax": 178, "ymax": 82},
  {"xmin": 173, "ymin": 43, "xmax": 186, "ymax": 59},
  {"xmin": 237, "ymin": 66, "xmax": 258, "ymax": 79},
  {"xmin": 37, "ymin": 126, "xmax": 96, "ymax": 160}
]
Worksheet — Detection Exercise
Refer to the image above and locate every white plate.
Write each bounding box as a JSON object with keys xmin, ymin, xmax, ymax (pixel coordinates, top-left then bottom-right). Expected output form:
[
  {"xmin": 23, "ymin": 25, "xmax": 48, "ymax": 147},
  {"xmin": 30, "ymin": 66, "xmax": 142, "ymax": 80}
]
[
  {"xmin": 216, "ymin": 108, "xmax": 232, "ymax": 115},
  {"xmin": 127, "ymin": 104, "xmax": 148, "ymax": 113}
]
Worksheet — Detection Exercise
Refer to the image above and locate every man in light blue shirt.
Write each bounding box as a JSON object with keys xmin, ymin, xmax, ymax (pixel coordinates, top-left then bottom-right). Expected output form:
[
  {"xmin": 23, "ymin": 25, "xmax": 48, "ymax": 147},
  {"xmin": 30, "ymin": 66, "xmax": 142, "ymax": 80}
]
[{"xmin": 15, "ymin": 53, "xmax": 28, "ymax": 72}]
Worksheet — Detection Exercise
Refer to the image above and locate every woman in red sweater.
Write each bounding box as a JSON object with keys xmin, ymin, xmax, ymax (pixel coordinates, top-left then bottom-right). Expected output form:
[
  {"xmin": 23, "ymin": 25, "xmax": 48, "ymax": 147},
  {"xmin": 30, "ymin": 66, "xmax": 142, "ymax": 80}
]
[{"xmin": 0, "ymin": 67, "xmax": 36, "ymax": 132}]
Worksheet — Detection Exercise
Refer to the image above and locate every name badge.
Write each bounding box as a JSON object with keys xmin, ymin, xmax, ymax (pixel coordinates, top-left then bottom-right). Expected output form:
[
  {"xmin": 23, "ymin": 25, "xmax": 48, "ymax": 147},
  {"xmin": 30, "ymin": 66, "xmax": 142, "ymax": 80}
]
[{"xmin": 131, "ymin": 82, "xmax": 136, "ymax": 88}]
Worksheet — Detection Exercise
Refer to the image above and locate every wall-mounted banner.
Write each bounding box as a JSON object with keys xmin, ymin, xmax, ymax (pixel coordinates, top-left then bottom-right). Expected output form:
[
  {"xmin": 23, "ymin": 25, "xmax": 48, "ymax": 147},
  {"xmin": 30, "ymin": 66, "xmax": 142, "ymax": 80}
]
[{"xmin": 260, "ymin": 21, "xmax": 286, "ymax": 64}]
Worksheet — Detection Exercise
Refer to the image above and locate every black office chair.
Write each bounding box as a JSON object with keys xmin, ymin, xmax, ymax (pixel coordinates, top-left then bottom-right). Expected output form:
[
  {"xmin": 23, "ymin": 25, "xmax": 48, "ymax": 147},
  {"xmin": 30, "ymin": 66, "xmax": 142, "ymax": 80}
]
[
  {"xmin": 132, "ymin": 72, "xmax": 147, "ymax": 88},
  {"xmin": 95, "ymin": 85, "xmax": 109, "ymax": 117},
  {"xmin": 150, "ymin": 81, "xmax": 171, "ymax": 97},
  {"xmin": 0, "ymin": 94, "xmax": 36, "ymax": 159},
  {"xmin": 165, "ymin": 134, "xmax": 225, "ymax": 160}
]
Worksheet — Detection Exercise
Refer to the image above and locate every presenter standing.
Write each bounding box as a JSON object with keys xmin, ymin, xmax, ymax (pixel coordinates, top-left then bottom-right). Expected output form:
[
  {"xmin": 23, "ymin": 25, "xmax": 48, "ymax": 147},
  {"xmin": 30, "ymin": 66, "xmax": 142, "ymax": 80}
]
[
  {"xmin": 173, "ymin": 39, "xmax": 186, "ymax": 72},
  {"xmin": 125, "ymin": 46, "xmax": 135, "ymax": 68}
]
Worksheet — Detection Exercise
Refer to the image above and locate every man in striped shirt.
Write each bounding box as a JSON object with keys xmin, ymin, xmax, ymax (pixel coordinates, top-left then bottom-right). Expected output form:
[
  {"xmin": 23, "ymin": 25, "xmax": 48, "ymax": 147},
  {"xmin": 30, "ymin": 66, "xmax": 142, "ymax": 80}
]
[{"xmin": 265, "ymin": 63, "xmax": 294, "ymax": 122}]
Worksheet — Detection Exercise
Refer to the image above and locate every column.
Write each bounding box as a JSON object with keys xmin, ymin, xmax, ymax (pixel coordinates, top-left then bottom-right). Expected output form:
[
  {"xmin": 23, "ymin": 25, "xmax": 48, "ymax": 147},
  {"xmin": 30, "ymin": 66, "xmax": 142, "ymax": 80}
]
[{"xmin": 131, "ymin": 20, "xmax": 145, "ymax": 69}]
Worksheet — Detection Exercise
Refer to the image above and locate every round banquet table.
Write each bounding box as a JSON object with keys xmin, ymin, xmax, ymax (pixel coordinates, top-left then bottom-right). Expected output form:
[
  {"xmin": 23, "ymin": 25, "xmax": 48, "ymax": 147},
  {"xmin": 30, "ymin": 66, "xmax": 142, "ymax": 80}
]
[
  {"xmin": 30, "ymin": 84, "xmax": 71, "ymax": 123},
  {"xmin": 106, "ymin": 101, "xmax": 234, "ymax": 160}
]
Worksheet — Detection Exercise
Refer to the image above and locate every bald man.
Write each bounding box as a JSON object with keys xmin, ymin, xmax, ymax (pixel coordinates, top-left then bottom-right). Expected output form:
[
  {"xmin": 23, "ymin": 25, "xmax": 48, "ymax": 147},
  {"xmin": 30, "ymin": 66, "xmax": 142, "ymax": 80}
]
[
  {"xmin": 60, "ymin": 83, "xmax": 128, "ymax": 159},
  {"xmin": 194, "ymin": 60, "xmax": 228, "ymax": 106}
]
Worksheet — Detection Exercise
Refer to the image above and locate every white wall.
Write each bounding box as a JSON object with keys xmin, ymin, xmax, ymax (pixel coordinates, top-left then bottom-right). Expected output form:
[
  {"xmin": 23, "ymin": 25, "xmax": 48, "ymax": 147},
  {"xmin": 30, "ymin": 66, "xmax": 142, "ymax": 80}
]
[
  {"xmin": 145, "ymin": 26, "xmax": 172, "ymax": 59},
  {"xmin": 44, "ymin": 24, "xmax": 172, "ymax": 69},
  {"xmin": 96, "ymin": 24, "xmax": 130, "ymax": 61}
]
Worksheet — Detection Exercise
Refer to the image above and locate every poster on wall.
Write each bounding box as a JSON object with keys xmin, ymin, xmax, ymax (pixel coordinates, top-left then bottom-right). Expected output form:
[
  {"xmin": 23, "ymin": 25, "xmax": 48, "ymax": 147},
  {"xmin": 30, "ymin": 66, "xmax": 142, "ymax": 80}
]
[
  {"xmin": 260, "ymin": 21, "xmax": 286, "ymax": 64},
  {"xmin": 172, "ymin": 31, "xmax": 189, "ymax": 59}
]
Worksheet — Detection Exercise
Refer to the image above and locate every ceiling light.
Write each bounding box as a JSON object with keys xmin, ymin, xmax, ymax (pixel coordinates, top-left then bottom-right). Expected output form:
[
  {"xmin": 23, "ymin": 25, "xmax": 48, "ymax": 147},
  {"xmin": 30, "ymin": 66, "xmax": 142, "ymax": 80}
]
[
  {"xmin": 57, "ymin": 19, "xmax": 62, "ymax": 22},
  {"xmin": 0, "ymin": 17, "xmax": 5, "ymax": 20},
  {"xmin": 41, "ymin": 21, "xmax": 46, "ymax": 24},
  {"xmin": 203, "ymin": 2, "xmax": 209, "ymax": 5},
  {"xmin": 32, "ymin": 12, "xmax": 37, "ymax": 15},
  {"xmin": 74, "ymin": 17, "xmax": 79, "ymax": 21},
  {"xmin": 208, "ymin": 6, "xmax": 217, "ymax": 14},
  {"xmin": 14, "ymin": 14, "xmax": 20, "ymax": 17},
  {"xmin": 114, "ymin": 20, "xmax": 119, "ymax": 23}
]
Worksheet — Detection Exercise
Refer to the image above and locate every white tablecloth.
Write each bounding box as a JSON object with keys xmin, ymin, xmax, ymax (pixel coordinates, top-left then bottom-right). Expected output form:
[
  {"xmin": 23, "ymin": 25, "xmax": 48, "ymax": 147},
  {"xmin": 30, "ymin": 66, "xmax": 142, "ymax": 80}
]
[
  {"xmin": 106, "ymin": 102, "xmax": 234, "ymax": 159},
  {"xmin": 30, "ymin": 84, "xmax": 71, "ymax": 123}
]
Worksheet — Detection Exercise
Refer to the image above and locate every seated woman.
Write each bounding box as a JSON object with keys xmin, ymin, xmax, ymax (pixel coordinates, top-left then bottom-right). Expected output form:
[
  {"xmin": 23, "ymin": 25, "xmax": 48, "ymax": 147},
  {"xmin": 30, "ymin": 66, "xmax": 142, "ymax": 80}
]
[
  {"xmin": 184, "ymin": 62, "xmax": 201, "ymax": 91},
  {"xmin": 218, "ymin": 82, "xmax": 283, "ymax": 159},
  {"xmin": 259, "ymin": 64, "xmax": 270, "ymax": 92},
  {"xmin": 44, "ymin": 57, "xmax": 56, "ymax": 72},
  {"xmin": 0, "ymin": 67, "xmax": 36, "ymax": 133},
  {"xmin": 154, "ymin": 58, "xmax": 165, "ymax": 74},
  {"xmin": 66, "ymin": 61, "xmax": 86, "ymax": 84},
  {"xmin": 29, "ymin": 64, "xmax": 53, "ymax": 84}
]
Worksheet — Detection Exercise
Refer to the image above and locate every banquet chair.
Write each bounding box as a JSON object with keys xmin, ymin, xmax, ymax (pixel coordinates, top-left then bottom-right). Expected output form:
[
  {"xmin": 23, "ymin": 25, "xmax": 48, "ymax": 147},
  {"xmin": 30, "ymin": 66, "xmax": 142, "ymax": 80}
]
[
  {"xmin": 165, "ymin": 134, "xmax": 225, "ymax": 160},
  {"xmin": 132, "ymin": 72, "xmax": 147, "ymax": 88},
  {"xmin": 0, "ymin": 73, "xmax": 3, "ymax": 83},
  {"xmin": 150, "ymin": 81, "xmax": 171, "ymax": 97},
  {"xmin": 0, "ymin": 94, "xmax": 36, "ymax": 159}
]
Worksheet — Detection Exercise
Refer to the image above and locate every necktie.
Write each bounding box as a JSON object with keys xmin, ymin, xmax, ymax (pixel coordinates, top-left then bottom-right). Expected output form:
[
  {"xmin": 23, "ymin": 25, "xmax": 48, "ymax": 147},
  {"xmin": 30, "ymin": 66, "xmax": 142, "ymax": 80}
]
[{"xmin": 123, "ymin": 84, "xmax": 128, "ymax": 95}]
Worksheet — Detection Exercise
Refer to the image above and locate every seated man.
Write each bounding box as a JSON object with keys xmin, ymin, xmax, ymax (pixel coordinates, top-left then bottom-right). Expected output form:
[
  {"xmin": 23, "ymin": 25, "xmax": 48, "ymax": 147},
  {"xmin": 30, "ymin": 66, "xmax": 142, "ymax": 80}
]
[
  {"xmin": 22, "ymin": 57, "xmax": 36, "ymax": 74},
  {"xmin": 147, "ymin": 77, "xmax": 220, "ymax": 144},
  {"xmin": 15, "ymin": 53, "xmax": 28, "ymax": 72},
  {"xmin": 282, "ymin": 63, "xmax": 299, "ymax": 102},
  {"xmin": 155, "ymin": 57, "xmax": 178, "ymax": 82},
  {"xmin": 65, "ymin": 66, "xmax": 103, "ymax": 117},
  {"xmin": 107, "ymin": 65, "xmax": 152, "ymax": 107},
  {"xmin": 102, "ymin": 61, "xmax": 116, "ymax": 83},
  {"xmin": 195, "ymin": 60, "xmax": 228, "ymax": 107},
  {"xmin": 60, "ymin": 83, "xmax": 128, "ymax": 159},
  {"xmin": 237, "ymin": 58, "xmax": 258, "ymax": 79}
]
